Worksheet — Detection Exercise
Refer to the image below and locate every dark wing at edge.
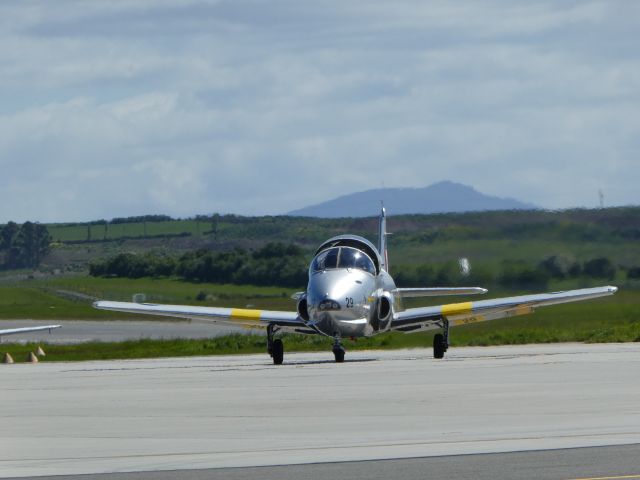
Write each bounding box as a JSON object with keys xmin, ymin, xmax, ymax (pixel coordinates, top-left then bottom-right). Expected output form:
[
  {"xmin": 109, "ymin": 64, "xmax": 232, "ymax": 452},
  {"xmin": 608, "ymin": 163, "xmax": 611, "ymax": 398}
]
[{"xmin": 0, "ymin": 325, "xmax": 61, "ymax": 338}]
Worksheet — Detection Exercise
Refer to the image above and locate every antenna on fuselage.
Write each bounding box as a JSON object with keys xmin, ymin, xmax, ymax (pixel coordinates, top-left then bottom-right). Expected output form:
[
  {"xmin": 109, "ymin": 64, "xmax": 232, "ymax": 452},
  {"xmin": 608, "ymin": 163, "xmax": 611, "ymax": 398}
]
[{"xmin": 378, "ymin": 204, "xmax": 389, "ymax": 272}]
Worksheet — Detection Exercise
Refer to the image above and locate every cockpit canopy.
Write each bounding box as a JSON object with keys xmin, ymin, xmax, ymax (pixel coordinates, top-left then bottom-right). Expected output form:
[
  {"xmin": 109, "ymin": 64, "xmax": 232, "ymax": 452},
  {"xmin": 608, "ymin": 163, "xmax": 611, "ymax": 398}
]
[
  {"xmin": 311, "ymin": 246, "xmax": 376, "ymax": 275},
  {"xmin": 313, "ymin": 235, "xmax": 382, "ymax": 274}
]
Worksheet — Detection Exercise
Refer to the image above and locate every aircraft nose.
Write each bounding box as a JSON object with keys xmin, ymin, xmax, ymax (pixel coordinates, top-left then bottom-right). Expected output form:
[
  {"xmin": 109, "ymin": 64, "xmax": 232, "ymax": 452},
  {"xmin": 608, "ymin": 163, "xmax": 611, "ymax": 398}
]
[{"xmin": 307, "ymin": 270, "xmax": 374, "ymax": 319}]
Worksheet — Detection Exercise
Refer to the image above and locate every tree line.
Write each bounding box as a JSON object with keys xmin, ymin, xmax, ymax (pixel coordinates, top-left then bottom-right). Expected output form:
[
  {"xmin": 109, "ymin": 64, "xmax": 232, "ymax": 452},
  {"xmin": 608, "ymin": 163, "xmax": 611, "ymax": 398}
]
[
  {"xmin": 89, "ymin": 242, "xmax": 308, "ymax": 288},
  {"xmin": 0, "ymin": 222, "xmax": 51, "ymax": 269},
  {"xmin": 90, "ymin": 240, "xmax": 622, "ymax": 290}
]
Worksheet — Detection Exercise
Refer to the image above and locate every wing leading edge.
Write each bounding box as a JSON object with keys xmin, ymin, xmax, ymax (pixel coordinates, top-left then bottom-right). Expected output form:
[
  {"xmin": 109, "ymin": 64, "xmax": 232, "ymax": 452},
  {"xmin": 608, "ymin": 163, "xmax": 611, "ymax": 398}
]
[
  {"xmin": 93, "ymin": 301, "xmax": 304, "ymax": 329},
  {"xmin": 391, "ymin": 286, "xmax": 618, "ymax": 332}
]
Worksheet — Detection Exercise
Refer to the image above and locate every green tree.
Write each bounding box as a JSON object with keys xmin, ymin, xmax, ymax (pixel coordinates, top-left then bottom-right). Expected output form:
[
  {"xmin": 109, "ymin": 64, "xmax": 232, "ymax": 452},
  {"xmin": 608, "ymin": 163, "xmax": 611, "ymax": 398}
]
[
  {"xmin": 0, "ymin": 221, "xmax": 19, "ymax": 250},
  {"xmin": 583, "ymin": 257, "xmax": 616, "ymax": 280},
  {"xmin": 0, "ymin": 221, "xmax": 51, "ymax": 269},
  {"xmin": 499, "ymin": 260, "xmax": 549, "ymax": 290},
  {"xmin": 538, "ymin": 255, "xmax": 574, "ymax": 280}
]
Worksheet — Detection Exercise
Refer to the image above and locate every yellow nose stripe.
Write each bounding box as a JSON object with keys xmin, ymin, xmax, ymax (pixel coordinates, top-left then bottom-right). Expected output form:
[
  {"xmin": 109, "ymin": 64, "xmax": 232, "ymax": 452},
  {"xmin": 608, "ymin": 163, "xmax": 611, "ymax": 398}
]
[{"xmin": 441, "ymin": 302, "xmax": 473, "ymax": 316}]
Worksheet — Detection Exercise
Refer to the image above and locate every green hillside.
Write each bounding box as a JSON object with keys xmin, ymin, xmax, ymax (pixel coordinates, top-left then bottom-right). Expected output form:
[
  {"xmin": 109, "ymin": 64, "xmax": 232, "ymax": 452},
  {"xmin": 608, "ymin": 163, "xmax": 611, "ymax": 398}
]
[
  {"xmin": 24, "ymin": 207, "xmax": 638, "ymax": 291},
  {"xmin": 0, "ymin": 207, "xmax": 638, "ymax": 357}
]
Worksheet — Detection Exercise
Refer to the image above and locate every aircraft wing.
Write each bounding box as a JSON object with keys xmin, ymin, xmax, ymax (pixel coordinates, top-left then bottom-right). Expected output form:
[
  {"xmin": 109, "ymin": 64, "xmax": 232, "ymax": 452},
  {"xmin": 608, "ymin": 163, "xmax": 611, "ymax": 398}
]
[
  {"xmin": 395, "ymin": 287, "xmax": 488, "ymax": 297},
  {"xmin": 0, "ymin": 325, "xmax": 61, "ymax": 338},
  {"xmin": 391, "ymin": 286, "xmax": 618, "ymax": 332},
  {"xmin": 93, "ymin": 301, "xmax": 306, "ymax": 330}
]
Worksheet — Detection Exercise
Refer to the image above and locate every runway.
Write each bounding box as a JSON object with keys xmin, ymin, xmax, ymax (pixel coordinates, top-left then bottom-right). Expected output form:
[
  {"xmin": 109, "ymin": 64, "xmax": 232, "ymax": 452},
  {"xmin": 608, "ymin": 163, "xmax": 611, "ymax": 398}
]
[{"xmin": 2, "ymin": 343, "xmax": 640, "ymax": 478}]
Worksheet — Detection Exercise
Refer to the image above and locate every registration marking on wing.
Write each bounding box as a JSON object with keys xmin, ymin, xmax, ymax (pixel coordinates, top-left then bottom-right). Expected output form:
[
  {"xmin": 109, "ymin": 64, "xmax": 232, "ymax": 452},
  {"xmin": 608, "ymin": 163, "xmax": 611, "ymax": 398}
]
[
  {"xmin": 513, "ymin": 305, "xmax": 534, "ymax": 316},
  {"xmin": 452, "ymin": 315, "xmax": 485, "ymax": 326},
  {"xmin": 441, "ymin": 302, "xmax": 473, "ymax": 317}
]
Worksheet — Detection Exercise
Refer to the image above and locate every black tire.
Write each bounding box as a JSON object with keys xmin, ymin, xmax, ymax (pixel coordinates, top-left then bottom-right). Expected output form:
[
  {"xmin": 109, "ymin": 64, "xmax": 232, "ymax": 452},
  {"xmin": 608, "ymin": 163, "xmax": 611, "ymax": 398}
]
[
  {"xmin": 333, "ymin": 347, "xmax": 345, "ymax": 363},
  {"xmin": 272, "ymin": 339, "xmax": 284, "ymax": 365},
  {"xmin": 433, "ymin": 333, "xmax": 446, "ymax": 359}
]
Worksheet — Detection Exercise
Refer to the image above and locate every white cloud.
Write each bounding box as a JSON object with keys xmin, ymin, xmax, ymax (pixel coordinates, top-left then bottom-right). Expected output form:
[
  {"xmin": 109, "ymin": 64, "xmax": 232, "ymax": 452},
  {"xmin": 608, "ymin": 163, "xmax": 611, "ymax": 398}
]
[{"xmin": 0, "ymin": 0, "xmax": 638, "ymax": 222}]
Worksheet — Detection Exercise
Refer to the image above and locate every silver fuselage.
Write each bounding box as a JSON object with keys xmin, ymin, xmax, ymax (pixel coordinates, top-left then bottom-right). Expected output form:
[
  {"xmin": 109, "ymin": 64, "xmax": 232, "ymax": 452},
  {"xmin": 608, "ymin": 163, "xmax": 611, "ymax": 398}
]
[{"xmin": 303, "ymin": 235, "xmax": 396, "ymax": 338}]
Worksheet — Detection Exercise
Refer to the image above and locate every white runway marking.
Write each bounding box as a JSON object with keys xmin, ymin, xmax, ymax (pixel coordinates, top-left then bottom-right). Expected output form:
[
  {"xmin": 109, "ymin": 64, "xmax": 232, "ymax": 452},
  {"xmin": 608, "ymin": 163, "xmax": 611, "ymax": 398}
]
[{"xmin": 2, "ymin": 343, "xmax": 640, "ymax": 478}]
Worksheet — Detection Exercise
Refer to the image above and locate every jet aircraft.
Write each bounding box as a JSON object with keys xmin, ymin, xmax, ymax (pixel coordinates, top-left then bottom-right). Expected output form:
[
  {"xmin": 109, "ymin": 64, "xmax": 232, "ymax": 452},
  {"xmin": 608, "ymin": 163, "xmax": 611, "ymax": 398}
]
[{"xmin": 94, "ymin": 209, "xmax": 617, "ymax": 364}]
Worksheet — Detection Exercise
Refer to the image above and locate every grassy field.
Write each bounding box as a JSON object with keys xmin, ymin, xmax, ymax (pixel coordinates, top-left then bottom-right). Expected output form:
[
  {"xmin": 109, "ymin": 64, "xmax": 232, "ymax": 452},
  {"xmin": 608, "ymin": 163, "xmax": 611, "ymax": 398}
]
[
  {"xmin": 47, "ymin": 218, "xmax": 327, "ymax": 244},
  {"xmin": 48, "ymin": 220, "xmax": 205, "ymax": 242},
  {"xmin": 0, "ymin": 277, "xmax": 297, "ymax": 320},
  {"xmin": 0, "ymin": 286, "xmax": 117, "ymax": 319},
  {"xmin": 390, "ymin": 237, "xmax": 640, "ymax": 266},
  {"xmin": 40, "ymin": 276, "xmax": 296, "ymax": 309}
]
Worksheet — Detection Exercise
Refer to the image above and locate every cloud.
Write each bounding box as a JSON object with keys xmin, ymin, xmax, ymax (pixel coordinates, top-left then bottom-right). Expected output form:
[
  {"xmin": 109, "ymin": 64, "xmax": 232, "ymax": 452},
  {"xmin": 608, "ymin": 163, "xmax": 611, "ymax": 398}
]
[{"xmin": 0, "ymin": 0, "xmax": 638, "ymax": 222}]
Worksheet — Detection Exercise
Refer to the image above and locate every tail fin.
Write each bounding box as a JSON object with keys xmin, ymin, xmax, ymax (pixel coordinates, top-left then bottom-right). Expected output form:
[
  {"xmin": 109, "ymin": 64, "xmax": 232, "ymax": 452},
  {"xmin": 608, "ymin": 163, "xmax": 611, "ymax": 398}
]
[{"xmin": 378, "ymin": 207, "xmax": 388, "ymax": 271}]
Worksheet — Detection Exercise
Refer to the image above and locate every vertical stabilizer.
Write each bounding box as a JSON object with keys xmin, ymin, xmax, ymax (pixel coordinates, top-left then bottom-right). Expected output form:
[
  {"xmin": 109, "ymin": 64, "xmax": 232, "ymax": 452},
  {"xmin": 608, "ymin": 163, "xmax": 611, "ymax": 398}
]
[{"xmin": 378, "ymin": 207, "xmax": 388, "ymax": 271}]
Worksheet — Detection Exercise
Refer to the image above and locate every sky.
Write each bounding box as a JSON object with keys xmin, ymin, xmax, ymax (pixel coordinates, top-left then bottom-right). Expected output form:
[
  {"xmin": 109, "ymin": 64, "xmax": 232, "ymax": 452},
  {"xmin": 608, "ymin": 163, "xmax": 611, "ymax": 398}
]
[{"xmin": 1, "ymin": 0, "xmax": 639, "ymax": 223}]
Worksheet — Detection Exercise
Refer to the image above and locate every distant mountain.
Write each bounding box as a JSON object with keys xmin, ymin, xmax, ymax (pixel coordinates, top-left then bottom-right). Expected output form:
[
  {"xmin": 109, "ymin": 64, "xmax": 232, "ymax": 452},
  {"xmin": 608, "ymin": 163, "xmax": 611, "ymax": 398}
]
[{"xmin": 287, "ymin": 181, "xmax": 537, "ymax": 218}]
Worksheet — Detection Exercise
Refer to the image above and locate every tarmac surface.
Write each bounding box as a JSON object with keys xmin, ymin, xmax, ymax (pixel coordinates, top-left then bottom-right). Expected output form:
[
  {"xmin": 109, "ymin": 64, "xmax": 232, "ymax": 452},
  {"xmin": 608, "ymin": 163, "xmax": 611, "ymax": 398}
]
[
  {"xmin": 7, "ymin": 445, "xmax": 640, "ymax": 480},
  {"xmin": 2, "ymin": 343, "xmax": 640, "ymax": 478}
]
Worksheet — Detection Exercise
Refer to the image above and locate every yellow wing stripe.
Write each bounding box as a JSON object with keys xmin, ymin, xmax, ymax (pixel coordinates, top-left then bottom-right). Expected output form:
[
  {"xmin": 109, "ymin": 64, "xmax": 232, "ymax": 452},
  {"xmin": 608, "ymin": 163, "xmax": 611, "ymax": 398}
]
[
  {"xmin": 441, "ymin": 301, "xmax": 473, "ymax": 316},
  {"xmin": 230, "ymin": 308, "xmax": 262, "ymax": 321}
]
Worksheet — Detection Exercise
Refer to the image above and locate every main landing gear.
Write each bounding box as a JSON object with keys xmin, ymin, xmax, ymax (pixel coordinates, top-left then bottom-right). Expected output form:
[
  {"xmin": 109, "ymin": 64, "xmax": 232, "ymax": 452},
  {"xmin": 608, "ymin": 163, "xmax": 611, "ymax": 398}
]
[
  {"xmin": 267, "ymin": 324, "xmax": 284, "ymax": 365},
  {"xmin": 433, "ymin": 319, "xmax": 450, "ymax": 359}
]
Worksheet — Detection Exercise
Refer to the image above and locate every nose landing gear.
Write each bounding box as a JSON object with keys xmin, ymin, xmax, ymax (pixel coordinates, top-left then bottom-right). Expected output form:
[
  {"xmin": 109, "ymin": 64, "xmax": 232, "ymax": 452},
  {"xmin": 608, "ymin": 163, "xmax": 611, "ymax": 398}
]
[{"xmin": 332, "ymin": 334, "xmax": 345, "ymax": 363}]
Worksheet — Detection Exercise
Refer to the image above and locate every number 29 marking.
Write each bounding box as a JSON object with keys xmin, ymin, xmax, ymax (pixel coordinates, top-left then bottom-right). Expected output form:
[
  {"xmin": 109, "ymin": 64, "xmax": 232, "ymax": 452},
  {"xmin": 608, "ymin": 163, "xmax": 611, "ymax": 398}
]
[{"xmin": 345, "ymin": 297, "xmax": 354, "ymax": 308}]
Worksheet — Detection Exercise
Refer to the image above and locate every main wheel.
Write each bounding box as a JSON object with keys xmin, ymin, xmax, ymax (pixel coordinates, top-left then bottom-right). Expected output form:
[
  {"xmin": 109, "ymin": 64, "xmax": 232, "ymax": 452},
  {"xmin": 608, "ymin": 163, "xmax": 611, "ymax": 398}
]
[
  {"xmin": 272, "ymin": 339, "xmax": 284, "ymax": 365},
  {"xmin": 333, "ymin": 347, "xmax": 345, "ymax": 363},
  {"xmin": 433, "ymin": 333, "xmax": 446, "ymax": 359}
]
